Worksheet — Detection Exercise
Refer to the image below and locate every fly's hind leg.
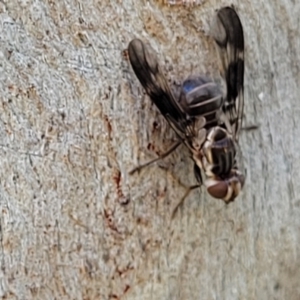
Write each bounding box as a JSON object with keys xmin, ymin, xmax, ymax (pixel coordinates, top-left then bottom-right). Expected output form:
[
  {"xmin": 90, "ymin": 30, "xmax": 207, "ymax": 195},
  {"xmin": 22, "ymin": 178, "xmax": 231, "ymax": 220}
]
[
  {"xmin": 241, "ymin": 125, "xmax": 259, "ymax": 131},
  {"xmin": 129, "ymin": 140, "xmax": 182, "ymax": 175}
]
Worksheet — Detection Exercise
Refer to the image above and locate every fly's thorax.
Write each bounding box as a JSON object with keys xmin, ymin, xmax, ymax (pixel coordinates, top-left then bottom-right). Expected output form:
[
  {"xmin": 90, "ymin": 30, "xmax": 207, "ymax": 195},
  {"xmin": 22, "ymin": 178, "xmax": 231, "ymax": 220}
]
[
  {"xmin": 202, "ymin": 126, "xmax": 236, "ymax": 176},
  {"xmin": 200, "ymin": 126, "xmax": 246, "ymax": 203},
  {"xmin": 178, "ymin": 75, "xmax": 223, "ymax": 119}
]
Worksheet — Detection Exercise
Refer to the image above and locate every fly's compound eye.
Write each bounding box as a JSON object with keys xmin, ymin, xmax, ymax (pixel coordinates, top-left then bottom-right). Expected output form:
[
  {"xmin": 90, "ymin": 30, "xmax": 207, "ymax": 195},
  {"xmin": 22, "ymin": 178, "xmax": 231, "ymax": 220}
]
[
  {"xmin": 206, "ymin": 178, "xmax": 228, "ymax": 199},
  {"xmin": 205, "ymin": 171, "xmax": 245, "ymax": 203}
]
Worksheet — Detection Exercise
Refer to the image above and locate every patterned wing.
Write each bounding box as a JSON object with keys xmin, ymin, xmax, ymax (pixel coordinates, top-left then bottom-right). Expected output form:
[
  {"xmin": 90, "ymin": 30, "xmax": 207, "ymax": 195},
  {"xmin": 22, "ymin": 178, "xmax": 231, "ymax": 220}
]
[
  {"xmin": 211, "ymin": 7, "xmax": 244, "ymax": 140},
  {"xmin": 128, "ymin": 39, "xmax": 191, "ymax": 138}
]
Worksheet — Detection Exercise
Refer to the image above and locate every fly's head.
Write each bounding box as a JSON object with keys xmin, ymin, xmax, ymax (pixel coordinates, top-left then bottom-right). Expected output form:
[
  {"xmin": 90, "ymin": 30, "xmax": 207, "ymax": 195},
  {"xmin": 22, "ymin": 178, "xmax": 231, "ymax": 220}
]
[
  {"xmin": 200, "ymin": 126, "xmax": 245, "ymax": 202},
  {"xmin": 205, "ymin": 170, "xmax": 245, "ymax": 203}
]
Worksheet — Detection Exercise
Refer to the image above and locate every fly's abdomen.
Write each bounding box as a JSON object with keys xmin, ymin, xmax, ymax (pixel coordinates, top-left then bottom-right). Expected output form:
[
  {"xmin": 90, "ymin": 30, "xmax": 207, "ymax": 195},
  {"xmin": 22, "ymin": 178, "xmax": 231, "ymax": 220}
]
[{"xmin": 178, "ymin": 75, "xmax": 223, "ymax": 127}]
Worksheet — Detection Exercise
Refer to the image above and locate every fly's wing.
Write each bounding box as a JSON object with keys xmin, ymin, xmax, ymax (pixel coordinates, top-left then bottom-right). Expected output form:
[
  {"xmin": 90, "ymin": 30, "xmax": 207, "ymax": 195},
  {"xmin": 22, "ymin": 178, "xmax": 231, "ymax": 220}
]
[
  {"xmin": 128, "ymin": 39, "xmax": 191, "ymax": 138},
  {"xmin": 211, "ymin": 7, "xmax": 244, "ymax": 140}
]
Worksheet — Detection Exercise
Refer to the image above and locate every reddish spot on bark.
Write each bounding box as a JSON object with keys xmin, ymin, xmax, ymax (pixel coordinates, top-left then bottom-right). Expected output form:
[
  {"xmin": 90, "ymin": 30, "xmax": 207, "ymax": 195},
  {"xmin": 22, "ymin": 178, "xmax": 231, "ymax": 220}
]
[
  {"xmin": 153, "ymin": 121, "xmax": 159, "ymax": 130},
  {"xmin": 136, "ymin": 217, "xmax": 149, "ymax": 226},
  {"xmin": 124, "ymin": 285, "xmax": 130, "ymax": 294},
  {"xmin": 122, "ymin": 49, "xmax": 129, "ymax": 60},
  {"xmin": 104, "ymin": 114, "xmax": 112, "ymax": 140},
  {"xmin": 113, "ymin": 170, "xmax": 130, "ymax": 205},
  {"xmin": 117, "ymin": 265, "xmax": 134, "ymax": 277},
  {"xmin": 104, "ymin": 209, "xmax": 120, "ymax": 233},
  {"xmin": 114, "ymin": 169, "xmax": 121, "ymax": 186}
]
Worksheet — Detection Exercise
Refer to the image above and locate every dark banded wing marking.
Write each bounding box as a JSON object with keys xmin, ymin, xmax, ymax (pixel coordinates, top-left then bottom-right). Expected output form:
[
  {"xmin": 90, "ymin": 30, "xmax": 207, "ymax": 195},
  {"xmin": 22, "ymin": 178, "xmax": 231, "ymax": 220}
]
[
  {"xmin": 211, "ymin": 7, "xmax": 244, "ymax": 140},
  {"xmin": 128, "ymin": 39, "xmax": 192, "ymax": 139}
]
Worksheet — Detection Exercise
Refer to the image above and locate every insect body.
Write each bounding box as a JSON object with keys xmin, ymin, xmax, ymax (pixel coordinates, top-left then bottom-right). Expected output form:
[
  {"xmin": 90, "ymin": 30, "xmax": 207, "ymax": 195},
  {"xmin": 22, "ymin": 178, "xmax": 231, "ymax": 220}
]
[{"xmin": 128, "ymin": 7, "xmax": 245, "ymax": 204}]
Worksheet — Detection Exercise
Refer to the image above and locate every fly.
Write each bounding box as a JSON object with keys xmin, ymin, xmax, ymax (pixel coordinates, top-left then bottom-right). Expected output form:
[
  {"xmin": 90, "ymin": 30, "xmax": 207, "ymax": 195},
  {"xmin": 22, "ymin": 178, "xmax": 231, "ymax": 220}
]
[{"xmin": 127, "ymin": 7, "xmax": 246, "ymax": 214}]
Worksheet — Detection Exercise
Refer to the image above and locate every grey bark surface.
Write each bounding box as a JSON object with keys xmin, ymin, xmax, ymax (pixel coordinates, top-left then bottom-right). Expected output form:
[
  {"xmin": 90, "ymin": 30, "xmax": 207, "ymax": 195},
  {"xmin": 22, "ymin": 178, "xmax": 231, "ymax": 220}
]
[{"xmin": 0, "ymin": 0, "xmax": 299, "ymax": 299}]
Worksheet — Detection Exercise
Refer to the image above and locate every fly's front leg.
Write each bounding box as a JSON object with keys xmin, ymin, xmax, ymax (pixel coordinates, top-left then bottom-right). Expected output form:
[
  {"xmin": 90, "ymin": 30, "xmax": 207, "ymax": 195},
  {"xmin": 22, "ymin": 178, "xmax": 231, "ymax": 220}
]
[
  {"xmin": 171, "ymin": 163, "xmax": 202, "ymax": 219},
  {"xmin": 171, "ymin": 184, "xmax": 201, "ymax": 219},
  {"xmin": 129, "ymin": 140, "xmax": 182, "ymax": 175}
]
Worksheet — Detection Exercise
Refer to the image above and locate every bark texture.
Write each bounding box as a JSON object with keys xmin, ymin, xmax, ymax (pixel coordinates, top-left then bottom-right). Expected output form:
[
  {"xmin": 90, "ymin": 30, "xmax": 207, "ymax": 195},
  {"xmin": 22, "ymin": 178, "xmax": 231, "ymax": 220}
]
[{"xmin": 0, "ymin": 0, "xmax": 299, "ymax": 299}]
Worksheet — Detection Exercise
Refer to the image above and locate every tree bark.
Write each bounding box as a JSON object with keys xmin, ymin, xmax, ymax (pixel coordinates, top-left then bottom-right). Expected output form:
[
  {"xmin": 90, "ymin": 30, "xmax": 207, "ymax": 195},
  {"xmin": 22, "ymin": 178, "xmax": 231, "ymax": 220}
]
[{"xmin": 0, "ymin": 0, "xmax": 299, "ymax": 299}]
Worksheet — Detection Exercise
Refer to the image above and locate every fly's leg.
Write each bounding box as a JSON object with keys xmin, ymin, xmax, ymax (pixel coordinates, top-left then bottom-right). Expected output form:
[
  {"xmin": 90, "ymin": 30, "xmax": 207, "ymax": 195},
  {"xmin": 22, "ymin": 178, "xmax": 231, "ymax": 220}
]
[
  {"xmin": 129, "ymin": 141, "xmax": 182, "ymax": 175},
  {"xmin": 241, "ymin": 125, "xmax": 259, "ymax": 131},
  {"xmin": 171, "ymin": 184, "xmax": 201, "ymax": 219},
  {"xmin": 171, "ymin": 163, "xmax": 202, "ymax": 219}
]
